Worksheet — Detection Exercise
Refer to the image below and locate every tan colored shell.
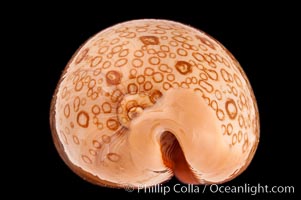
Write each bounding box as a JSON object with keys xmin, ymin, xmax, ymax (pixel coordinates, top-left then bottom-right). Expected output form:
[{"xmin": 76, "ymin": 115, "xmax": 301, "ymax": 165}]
[{"xmin": 50, "ymin": 19, "xmax": 259, "ymax": 188}]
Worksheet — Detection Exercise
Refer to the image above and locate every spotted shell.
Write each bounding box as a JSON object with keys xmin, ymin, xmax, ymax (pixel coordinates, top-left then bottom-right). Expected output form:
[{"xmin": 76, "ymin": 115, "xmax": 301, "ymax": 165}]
[{"xmin": 50, "ymin": 19, "xmax": 259, "ymax": 188}]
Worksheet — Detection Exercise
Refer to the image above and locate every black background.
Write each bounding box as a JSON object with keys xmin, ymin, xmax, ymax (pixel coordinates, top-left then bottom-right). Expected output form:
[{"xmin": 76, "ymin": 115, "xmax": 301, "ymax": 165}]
[{"xmin": 14, "ymin": 2, "xmax": 298, "ymax": 200}]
